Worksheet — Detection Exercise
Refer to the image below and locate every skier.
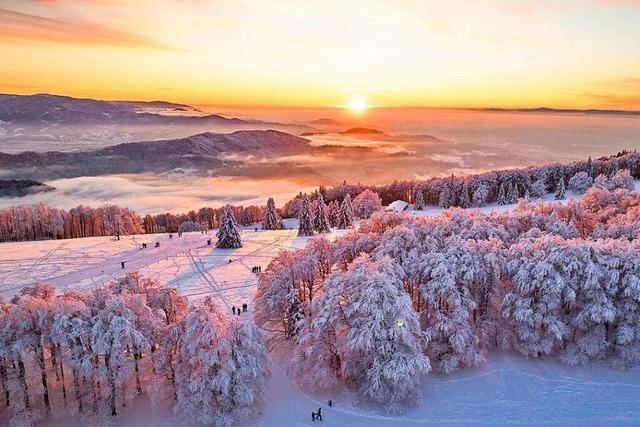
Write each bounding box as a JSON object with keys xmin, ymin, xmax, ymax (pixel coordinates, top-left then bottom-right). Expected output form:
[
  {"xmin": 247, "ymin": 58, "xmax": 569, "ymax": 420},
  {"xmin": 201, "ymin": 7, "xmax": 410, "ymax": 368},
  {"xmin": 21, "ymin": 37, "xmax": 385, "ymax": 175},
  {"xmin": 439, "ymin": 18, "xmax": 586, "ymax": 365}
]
[
  {"xmin": 121, "ymin": 261, "xmax": 125, "ymax": 269},
  {"xmin": 242, "ymin": 303, "xmax": 247, "ymax": 313},
  {"xmin": 232, "ymin": 306, "xmax": 236, "ymax": 315},
  {"xmin": 237, "ymin": 310, "xmax": 240, "ymax": 317},
  {"xmin": 328, "ymin": 399, "xmax": 332, "ymax": 407},
  {"xmin": 317, "ymin": 407, "xmax": 322, "ymax": 421}
]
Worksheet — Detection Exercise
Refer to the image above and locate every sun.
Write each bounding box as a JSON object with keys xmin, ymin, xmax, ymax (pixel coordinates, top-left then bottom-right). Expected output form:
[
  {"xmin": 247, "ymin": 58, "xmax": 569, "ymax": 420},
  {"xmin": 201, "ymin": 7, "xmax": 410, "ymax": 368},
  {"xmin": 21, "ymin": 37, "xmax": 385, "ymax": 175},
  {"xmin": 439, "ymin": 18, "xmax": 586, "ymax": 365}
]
[{"xmin": 346, "ymin": 95, "xmax": 368, "ymax": 113}]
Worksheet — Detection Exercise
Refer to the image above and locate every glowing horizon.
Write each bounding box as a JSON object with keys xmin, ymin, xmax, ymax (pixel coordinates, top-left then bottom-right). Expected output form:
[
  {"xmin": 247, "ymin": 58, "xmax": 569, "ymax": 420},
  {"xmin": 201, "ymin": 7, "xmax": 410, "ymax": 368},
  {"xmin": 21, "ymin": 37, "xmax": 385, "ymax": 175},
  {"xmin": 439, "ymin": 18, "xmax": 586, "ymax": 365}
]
[{"xmin": 1, "ymin": 0, "xmax": 640, "ymax": 110}]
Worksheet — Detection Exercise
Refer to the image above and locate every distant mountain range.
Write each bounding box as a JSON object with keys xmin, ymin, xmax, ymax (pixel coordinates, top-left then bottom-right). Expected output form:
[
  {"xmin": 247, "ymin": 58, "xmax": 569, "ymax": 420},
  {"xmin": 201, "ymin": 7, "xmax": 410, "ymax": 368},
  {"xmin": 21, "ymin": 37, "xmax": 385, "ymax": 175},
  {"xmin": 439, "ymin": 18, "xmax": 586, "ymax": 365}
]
[
  {"xmin": 0, "ymin": 93, "xmax": 283, "ymax": 126},
  {"xmin": 481, "ymin": 107, "xmax": 640, "ymax": 116},
  {"xmin": 0, "ymin": 130, "xmax": 310, "ymax": 180}
]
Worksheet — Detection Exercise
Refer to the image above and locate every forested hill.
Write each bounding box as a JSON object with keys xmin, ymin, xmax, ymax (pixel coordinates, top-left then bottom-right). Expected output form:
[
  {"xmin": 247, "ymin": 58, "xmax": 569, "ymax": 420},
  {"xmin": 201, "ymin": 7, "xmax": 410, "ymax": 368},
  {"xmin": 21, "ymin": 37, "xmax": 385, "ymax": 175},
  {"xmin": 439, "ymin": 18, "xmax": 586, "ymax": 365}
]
[{"xmin": 0, "ymin": 130, "xmax": 310, "ymax": 179}]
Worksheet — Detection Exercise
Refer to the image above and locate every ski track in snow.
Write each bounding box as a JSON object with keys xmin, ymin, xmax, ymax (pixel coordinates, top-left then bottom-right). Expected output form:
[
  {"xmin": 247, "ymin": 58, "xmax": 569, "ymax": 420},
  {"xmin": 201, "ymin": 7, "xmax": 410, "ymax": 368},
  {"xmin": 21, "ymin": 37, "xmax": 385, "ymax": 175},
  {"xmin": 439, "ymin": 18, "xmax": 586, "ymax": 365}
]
[{"xmin": 2, "ymin": 200, "xmax": 640, "ymax": 426}]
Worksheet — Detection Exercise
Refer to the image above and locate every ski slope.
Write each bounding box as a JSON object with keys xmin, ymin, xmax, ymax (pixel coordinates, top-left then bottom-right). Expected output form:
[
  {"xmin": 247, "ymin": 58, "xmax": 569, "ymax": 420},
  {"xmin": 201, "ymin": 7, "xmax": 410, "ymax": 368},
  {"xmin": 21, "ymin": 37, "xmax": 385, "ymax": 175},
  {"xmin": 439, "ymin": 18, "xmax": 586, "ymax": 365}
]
[{"xmin": 2, "ymin": 202, "xmax": 640, "ymax": 426}]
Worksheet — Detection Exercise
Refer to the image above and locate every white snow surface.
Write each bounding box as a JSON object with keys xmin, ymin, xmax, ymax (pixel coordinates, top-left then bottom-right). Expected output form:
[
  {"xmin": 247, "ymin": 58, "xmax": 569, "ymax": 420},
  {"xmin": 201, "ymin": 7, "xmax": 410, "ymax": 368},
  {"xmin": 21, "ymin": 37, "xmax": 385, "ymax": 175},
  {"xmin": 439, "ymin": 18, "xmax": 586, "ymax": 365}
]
[{"xmin": 1, "ymin": 204, "xmax": 640, "ymax": 426}]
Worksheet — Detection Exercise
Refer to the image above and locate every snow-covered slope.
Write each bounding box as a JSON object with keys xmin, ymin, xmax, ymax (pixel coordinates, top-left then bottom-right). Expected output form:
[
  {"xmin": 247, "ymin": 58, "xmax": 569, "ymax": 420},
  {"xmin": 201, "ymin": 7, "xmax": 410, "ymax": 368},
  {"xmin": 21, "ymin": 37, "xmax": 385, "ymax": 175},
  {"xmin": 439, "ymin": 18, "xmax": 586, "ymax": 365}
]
[{"xmin": 1, "ymin": 204, "xmax": 640, "ymax": 426}]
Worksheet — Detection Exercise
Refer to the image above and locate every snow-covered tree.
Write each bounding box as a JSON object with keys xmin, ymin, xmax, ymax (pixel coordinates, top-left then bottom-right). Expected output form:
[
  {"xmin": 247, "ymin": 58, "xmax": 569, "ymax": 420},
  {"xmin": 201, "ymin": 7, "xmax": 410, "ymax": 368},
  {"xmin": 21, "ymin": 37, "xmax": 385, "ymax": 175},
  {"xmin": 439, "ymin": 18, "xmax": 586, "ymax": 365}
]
[
  {"xmin": 217, "ymin": 205, "xmax": 242, "ymax": 248},
  {"xmin": 223, "ymin": 322, "xmax": 270, "ymax": 423},
  {"xmin": 438, "ymin": 182, "xmax": 453, "ymax": 208},
  {"xmin": 174, "ymin": 298, "xmax": 230, "ymax": 425},
  {"xmin": 568, "ymin": 171, "xmax": 593, "ymax": 194},
  {"xmin": 459, "ymin": 181, "xmax": 472, "ymax": 208},
  {"xmin": 530, "ymin": 178, "xmax": 546, "ymax": 199},
  {"xmin": 414, "ymin": 189, "xmax": 425, "ymax": 210},
  {"xmin": 352, "ymin": 189, "xmax": 383, "ymax": 219},
  {"xmin": 472, "ymin": 183, "xmax": 490, "ymax": 207},
  {"xmin": 178, "ymin": 220, "xmax": 205, "ymax": 233},
  {"xmin": 297, "ymin": 196, "xmax": 315, "ymax": 237},
  {"xmin": 507, "ymin": 182, "xmax": 519, "ymax": 204},
  {"xmin": 313, "ymin": 194, "xmax": 331, "ymax": 233},
  {"xmin": 336, "ymin": 194, "xmax": 354, "ymax": 229},
  {"xmin": 262, "ymin": 197, "xmax": 283, "ymax": 230},
  {"xmin": 555, "ymin": 177, "xmax": 566, "ymax": 200},
  {"xmin": 240, "ymin": 209, "xmax": 252, "ymax": 227},
  {"xmin": 418, "ymin": 246, "xmax": 485, "ymax": 373},
  {"xmin": 497, "ymin": 182, "xmax": 507, "ymax": 205}
]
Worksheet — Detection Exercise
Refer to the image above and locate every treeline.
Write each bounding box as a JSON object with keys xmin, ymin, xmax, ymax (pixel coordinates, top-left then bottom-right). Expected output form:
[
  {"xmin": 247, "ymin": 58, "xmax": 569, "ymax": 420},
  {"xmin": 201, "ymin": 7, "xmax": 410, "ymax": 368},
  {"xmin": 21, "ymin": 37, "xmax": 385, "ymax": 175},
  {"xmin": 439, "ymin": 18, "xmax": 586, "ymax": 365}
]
[
  {"xmin": 0, "ymin": 273, "xmax": 268, "ymax": 426},
  {"xmin": 142, "ymin": 204, "xmax": 265, "ymax": 234},
  {"xmin": 255, "ymin": 186, "xmax": 640, "ymax": 413},
  {"xmin": 0, "ymin": 204, "xmax": 143, "ymax": 242},
  {"xmin": 282, "ymin": 150, "xmax": 640, "ymax": 212}
]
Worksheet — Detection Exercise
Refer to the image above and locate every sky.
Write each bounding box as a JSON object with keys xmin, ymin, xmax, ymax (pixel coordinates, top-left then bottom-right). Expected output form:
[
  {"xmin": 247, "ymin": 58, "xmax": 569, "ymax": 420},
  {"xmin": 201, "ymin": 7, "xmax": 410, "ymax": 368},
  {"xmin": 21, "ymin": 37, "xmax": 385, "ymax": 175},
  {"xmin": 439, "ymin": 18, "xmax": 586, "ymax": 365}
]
[{"xmin": 0, "ymin": 0, "xmax": 639, "ymax": 109}]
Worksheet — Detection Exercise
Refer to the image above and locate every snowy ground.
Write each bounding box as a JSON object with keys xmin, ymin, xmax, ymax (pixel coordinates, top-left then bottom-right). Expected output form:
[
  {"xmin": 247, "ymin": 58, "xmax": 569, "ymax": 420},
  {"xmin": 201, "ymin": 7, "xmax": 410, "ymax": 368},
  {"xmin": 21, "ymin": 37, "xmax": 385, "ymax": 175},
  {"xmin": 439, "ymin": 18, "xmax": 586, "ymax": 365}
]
[{"xmin": 2, "ymin": 201, "xmax": 640, "ymax": 426}]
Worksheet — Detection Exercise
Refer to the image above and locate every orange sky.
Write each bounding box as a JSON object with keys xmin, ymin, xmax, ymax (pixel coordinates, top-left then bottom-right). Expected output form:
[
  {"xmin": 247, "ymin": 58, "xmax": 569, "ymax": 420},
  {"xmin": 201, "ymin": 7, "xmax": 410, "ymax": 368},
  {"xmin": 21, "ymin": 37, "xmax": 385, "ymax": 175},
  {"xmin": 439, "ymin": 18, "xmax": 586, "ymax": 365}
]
[{"xmin": 1, "ymin": 0, "xmax": 639, "ymax": 109}]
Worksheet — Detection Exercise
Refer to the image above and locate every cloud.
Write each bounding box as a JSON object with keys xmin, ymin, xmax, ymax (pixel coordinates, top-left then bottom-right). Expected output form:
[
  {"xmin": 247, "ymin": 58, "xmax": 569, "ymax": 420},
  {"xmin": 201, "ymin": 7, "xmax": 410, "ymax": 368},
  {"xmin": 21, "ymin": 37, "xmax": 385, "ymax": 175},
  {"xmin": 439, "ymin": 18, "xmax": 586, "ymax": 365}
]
[{"xmin": 0, "ymin": 7, "xmax": 181, "ymax": 50}]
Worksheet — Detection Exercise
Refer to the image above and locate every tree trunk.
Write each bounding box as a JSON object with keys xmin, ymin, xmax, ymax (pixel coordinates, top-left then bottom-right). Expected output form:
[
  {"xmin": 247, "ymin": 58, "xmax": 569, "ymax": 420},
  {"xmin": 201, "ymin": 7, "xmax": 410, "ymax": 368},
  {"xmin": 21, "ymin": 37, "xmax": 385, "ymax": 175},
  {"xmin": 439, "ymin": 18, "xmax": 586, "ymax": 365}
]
[
  {"xmin": 73, "ymin": 368, "xmax": 83, "ymax": 414},
  {"xmin": 17, "ymin": 355, "xmax": 30, "ymax": 410},
  {"xmin": 105, "ymin": 352, "xmax": 117, "ymax": 416},
  {"xmin": 0, "ymin": 358, "xmax": 9, "ymax": 407},
  {"xmin": 37, "ymin": 344, "xmax": 51, "ymax": 413},
  {"xmin": 134, "ymin": 352, "xmax": 142, "ymax": 395}
]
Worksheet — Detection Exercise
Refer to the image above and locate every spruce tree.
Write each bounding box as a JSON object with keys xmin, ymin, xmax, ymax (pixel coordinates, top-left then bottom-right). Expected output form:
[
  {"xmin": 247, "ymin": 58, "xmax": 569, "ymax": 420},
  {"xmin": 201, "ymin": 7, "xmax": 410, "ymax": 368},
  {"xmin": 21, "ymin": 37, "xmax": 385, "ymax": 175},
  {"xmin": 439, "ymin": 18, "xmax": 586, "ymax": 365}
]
[
  {"xmin": 414, "ymin": 189, "xmax": 425, "ymax": 210},
  {"xmin": 586, "ymin": 156, "xmax": 594, "ymax": 178},
  {"xmin": 497, "ymin": 182, "xmax": 507, "ymax": 205},
  {"xmin": 337, "ymin": 194, "xmax": 354, "ymax": 229},
  {"xmin": 216, "ymin": 205, "xmax": 242, "ymax": 248},
  {"xmin": 438, "ymin": 183, "xmax": 452, "ymax": 208},
  {"xmin": 262, "ymin": 198, "xmax": 283, "ymax": 230},
  {"xmin": 297, "ymin": 196, "xmax": 315, "ymax": 236},
  {"xmin": 240, "ymin": 208, "xmax": 252, "ymax": 227},
  {"xmin": 313, "ymin": 194, "xmax": 331, "ymax": 233},
  {"xmin": 554, "ymin": 177, "xmax": 566, "ymax": 200},
  {"xmin": 459, "ymin": 182, "xmax": 471, "ymax": 208},
  {"xmin": 507, "ymin": 182, "xmax": 519, "ymax": 204}
]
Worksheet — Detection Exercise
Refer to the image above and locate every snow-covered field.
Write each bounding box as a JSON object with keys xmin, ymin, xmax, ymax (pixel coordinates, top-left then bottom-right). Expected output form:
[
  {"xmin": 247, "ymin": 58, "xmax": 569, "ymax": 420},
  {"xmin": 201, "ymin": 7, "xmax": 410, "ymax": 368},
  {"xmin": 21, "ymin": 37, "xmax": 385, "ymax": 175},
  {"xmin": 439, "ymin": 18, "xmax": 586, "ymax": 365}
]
[{"xmin": 2, "ymin": 204, "xmax": 640, "ymax": 426}]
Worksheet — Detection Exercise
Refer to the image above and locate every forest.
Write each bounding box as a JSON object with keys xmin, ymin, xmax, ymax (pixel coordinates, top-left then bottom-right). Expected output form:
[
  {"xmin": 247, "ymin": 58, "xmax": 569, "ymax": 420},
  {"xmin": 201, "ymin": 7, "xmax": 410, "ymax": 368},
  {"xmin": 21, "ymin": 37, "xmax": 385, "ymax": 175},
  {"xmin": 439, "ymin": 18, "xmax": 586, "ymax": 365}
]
[{"xmin": 255, "ymin": 185, "xmax": 640, "ymax": 412}]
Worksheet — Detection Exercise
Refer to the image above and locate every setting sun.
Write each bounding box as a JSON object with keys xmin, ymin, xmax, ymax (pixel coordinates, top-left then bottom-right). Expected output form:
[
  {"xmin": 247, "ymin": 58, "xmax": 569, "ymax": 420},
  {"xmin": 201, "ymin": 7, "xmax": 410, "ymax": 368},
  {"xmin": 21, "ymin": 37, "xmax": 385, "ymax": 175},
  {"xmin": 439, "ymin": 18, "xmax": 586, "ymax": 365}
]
[{"xmin": 347, "ymin": 95, "xmax": 368, "ymax": 113}]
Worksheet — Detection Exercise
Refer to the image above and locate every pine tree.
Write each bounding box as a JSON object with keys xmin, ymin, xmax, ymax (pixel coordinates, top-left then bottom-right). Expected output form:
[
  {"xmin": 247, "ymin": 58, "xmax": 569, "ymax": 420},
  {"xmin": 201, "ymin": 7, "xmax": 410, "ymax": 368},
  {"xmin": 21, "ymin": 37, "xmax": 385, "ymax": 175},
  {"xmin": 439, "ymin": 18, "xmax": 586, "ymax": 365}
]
[
  {"xmin": 262, "ymin": 198, "xmax": 283, "ymax": 230},
  {"xmin": 414, "ymin": 189, "xmax": 425, "ymax": 210},
  {"xmin": 507, "ymin": 182, "xmax": 519, "ymax": 204},
  {"xmin": 216, "ymin": 205, "xmax": 242, "ymax": 248},
  {"xmin": 586, "ymin": 156, "xmax": 594, "ymax": 177},
  {"xmin": 297, "ymin": 196, "xmax": 315, "ymax": 236},
  {"xmin": 438, "ymin": 182, "xmax": 452, "ymax": 208},
  {"xmin": 497, "ymin": 182, "xmax": 507, "ymax": 205},
  {"xmin": 459, "ymin": 182, "xmax": 471, "ymax": 208},
  {"xmin": 313, "ymin": 194, "xmax": 331, "ymax": 233},
  {"xmin": 337, "ymin": 194, "xmax": 354, "ymax": 229},
  {"xmin": 555, "ymin": 177, "xmax": 566, "ymax": 200},
  {"xmin": 240, "ymin": 208, "xmax": 252, "ymax": 227}
]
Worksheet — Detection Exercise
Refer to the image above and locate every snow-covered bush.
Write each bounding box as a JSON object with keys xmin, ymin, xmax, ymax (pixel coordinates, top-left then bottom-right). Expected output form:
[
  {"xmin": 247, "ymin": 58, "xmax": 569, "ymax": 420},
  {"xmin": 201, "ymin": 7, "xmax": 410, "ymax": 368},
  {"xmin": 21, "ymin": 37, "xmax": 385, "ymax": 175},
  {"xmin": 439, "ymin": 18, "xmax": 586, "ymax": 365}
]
[{"xmin": 178, "ymin": 220, "xmax": 205, "ymax": 233}]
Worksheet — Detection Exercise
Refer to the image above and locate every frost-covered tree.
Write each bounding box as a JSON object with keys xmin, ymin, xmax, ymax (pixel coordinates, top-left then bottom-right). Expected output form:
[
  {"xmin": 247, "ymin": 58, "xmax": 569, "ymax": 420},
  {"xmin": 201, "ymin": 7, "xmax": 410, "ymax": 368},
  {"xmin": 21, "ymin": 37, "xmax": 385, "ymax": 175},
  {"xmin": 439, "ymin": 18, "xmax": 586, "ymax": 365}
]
[
  {"xmin": 568, "ymin": 171, "xmax": 593, "ymax": 194},
  {"xmin": 497, "ymin": 182, "xmax": 507, "ymax": 205},
  {"xmin": 507, "ymin": 182, "xmax": 519, "ymax": 204},
  {"xmin": 336, "ymin": 194, "xmax": 354, "ymax": 229},
  {"xmin": 297, "ymin": 196, "xmax": 315, "ymax": 237},
  {"xmin": 472, "ymin": 183, "xmax": 490, "ymax": 207},
  {"xmin": 327, "ymin": 200, "xmax": 340, "ymax": 227},
  {"xmin": 313, "ymin": 194, "xmax": 331, "ymax": 233},
  {"xmin": 217, "ymin": 205, "xmax": 242, "ymax": 248},
  {"xmin": 555, "ymin": 177, "xmax": 566, "ymax": 200},
  {"xmin": 530, "ymin": 178, "xmax": 546, "ymax": 199},
  {"xmin": 586, "ymin": 156, "xmax": 594, "ymax": 177},
  {"xmin": 262, "ymin": 198, "xmax": 283, "ymax": 230},
  {"xmin": 223, "ymin": 322, "xmax": 270, "ymax": 423},
  {"xmin": 352, "ymin": 189, "xmax": 383, "ymax": 219},
  {"xmin": 438, "ymin": 182, "xmax": 453, "ymax": 208},
  {"xmin": 178, "ymin": 220, "xmax": 205, "ymax": 233},
  {"xmin": 459, "ymin": 181, "xmax": 472, "ymax": 208},
  {"xmin": 414, "ymin": 189, "xmax": 425, "ymax": 210},
  {"xmin": 418, "ymin": 247, "xmax": 485, "ymax": 373},
  {"xmin": 174, "ymin": 298, "xmax": 230, "ymax": 425},
  {"xmin": 240, "ymin": 209, "xmax": 252, "ymax": 227},
  {"xmin": 299, "ymin": 254, "xmax": 429, "ymax": 413}
]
